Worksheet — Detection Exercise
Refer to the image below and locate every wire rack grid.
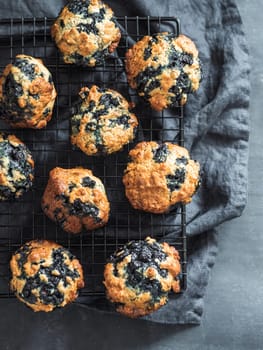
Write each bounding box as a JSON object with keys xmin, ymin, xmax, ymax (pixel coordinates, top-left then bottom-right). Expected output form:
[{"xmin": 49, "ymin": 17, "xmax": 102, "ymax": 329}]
[{"xmin": 0, "ymin": 16, "xmax": 187, "ymax": 300}]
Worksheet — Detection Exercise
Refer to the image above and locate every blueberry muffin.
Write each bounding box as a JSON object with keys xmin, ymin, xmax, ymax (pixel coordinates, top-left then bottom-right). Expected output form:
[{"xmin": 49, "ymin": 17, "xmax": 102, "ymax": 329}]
[
  {"xmin": 71, "ymin": 85, "xmax": 138, "ymax": 156},
  {"xmin": 104, "ymin": 236, "xmax": 181, "ymax": 318},
  {"xmin": 42, "ymin": 167, "xmax": 110, "ymax": 234},
  {"xmin": 10, "ymin": 240, "xmax": 84, "ymax": 312},
  {"xmin": 125, "ymin": 33, "xmax": 202, "ymax": 111},
  {"xmin": 0, "ymin": 54, "xmax": 57, "ymax": 128},
  {"xmin": 0, "ymin": 132, "xmax": 34, "ymax": 201},
  {"xmin": 51, "ymin": 0, "xmax": 121, "ymax": 66},
  {"xmin": 123, "ymin": 141, "xmax": 200, "ymax": 214}
]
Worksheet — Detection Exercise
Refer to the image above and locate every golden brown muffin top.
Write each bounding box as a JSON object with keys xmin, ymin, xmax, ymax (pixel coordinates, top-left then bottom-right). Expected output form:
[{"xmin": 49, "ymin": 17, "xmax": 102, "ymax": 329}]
[
  {"xmin": 71, "ymin": 85, "xmax": 138, "ymax": 155},
  {"xmin": 10, "ymin": 240, "xmax": 84, "ymax": 312},
  {"xmin": 104, "ymin": 236, "xmax": 181, "ymax": 318},
  {"xmin": 42, "ymin": 167, "xmax": 110, "ymax": 234},
  {"xmin": 0, "ymin": 54, "xmax": 56, "ymax": 128},
  {"xmin": 0, "ymin": 132, "xmax": 34, "ymax": 201},
  {"xmin": 51, "ymin": 0, "xmax": 121, "ymax": 66},
  {"xmin": 125, "ymin": 33, "xmax": 202, "ymax": 110},
  {"xmin": 123, "ymin": 141, "xmax": 200, "ymax": 213}
]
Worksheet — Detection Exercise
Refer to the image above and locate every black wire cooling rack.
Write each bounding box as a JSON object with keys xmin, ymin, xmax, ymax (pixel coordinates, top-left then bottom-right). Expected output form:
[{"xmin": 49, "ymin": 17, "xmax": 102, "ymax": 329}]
[{"xmin": 0, "ymin": 16, "xmax": 187, "ymax": 300}]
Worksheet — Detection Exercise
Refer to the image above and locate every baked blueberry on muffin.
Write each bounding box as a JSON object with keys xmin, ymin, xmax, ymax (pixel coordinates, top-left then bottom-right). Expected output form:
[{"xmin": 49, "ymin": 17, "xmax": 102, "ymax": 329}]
[
  {"xmin": 71, "ymin": 85, "xmax": 138, "ymax": 156},
  {"xmin": 10, "ymin": 240, "xmax": 84, "ymax": 312},
  {"xmin": 51, "ymin": 0, "xmax": 121, "ymax": 66},
  {"xmin": 125, "ymin": 33, "xmax": 202, "ymax": 111},
  {"xmin": 123, "ymin": 141, "xmax": 200, "ymax": 213},
  {"xmin": 104, "ymin": 236, "xmax": 181, "ymax": 318},
  {"xmin": 0, "ymin": 132, "xmax": 34, "ymax": 201},
  {"xmin": 0, "ymin": 54, "xmax": 57, "ymax": 128},
  {"xmin": 42, "ymin": 167, "xmax": 110, "ymax": 234}
]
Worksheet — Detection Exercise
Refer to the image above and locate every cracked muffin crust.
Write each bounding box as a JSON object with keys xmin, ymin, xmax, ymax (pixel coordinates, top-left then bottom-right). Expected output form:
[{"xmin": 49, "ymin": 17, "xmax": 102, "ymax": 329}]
[
  {"xmin": 71, "ymin": 85, "xmax": 138, "ymax": 156},
  {"xmin": 123, "ymin": 141, "xmax": 200, "ymax": 213},
  {"xmin": 42, "ymin": 167, "xmax": 110, "ymax": 234},
  {"xmin": 104, "ymin": 236, "xmax": 181, "ymax": 318},
  {"xmin": 0, "ymin": 54, "xmax": 57, "ymax": 128},
  {"xmin": 51, "ymin": 0, "xmax": 121, "ymax": 66},
  {"xmin": 125, "ymin": 33, "xmax": 202, "ymax": 111},
  {"xmin": 10, "ymin": 240, "xmax": 84, "ymax": 312},
  {"xmin": 0, "ymin": 132, "xmax": 34, "ymax": 201}
]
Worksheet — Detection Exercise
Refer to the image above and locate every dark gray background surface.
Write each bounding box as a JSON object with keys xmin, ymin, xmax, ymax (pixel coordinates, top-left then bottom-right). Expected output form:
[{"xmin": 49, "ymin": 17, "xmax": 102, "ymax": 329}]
[{"xmin": 0, "ymin": 0, "xmax": 262, "ymax": 348}]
